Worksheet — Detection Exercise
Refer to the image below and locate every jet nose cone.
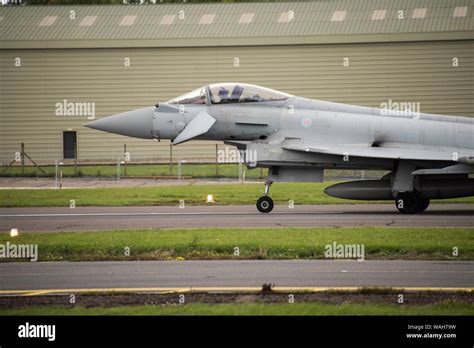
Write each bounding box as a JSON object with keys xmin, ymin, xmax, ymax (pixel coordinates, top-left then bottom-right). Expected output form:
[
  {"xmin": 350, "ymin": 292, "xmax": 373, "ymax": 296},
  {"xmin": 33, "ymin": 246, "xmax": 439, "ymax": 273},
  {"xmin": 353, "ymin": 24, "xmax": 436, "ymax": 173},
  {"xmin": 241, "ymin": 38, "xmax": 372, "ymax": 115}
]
[{"xmin": 84, "ymin": 106, "xmax": 155, "ymax": 139}]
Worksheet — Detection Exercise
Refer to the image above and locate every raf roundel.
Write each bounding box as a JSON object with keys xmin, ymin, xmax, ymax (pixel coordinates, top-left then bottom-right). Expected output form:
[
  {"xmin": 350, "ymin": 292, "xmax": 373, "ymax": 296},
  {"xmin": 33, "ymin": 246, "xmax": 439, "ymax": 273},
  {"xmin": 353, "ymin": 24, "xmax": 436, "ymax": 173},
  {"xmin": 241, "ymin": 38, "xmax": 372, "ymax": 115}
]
[{"xmin": 301, "ymin": 117, "xmax": 313, "ymax": 128}]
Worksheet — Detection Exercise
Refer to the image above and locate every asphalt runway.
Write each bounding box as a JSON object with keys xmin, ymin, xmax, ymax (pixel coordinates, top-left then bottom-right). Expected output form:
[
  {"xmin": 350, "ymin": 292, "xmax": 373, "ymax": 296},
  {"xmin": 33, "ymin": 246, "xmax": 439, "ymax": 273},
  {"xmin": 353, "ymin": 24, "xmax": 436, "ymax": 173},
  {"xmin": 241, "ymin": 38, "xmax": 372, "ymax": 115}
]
[
  {"xmin": 1, "ymin": 204, "xmax": 473, "ymax": 232},
  {"xmin": 0, "ymin": 260, "xmax": 473, "ymax": 293}
]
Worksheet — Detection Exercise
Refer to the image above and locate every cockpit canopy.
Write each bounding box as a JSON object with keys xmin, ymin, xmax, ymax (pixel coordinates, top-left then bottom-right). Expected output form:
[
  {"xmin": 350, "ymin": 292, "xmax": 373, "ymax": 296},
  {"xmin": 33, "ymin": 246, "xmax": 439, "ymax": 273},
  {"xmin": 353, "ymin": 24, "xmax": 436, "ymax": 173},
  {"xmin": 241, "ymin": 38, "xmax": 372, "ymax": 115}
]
[{"xmin": 167, "ymin": 83, "xmax": 291, "ymax": 105}]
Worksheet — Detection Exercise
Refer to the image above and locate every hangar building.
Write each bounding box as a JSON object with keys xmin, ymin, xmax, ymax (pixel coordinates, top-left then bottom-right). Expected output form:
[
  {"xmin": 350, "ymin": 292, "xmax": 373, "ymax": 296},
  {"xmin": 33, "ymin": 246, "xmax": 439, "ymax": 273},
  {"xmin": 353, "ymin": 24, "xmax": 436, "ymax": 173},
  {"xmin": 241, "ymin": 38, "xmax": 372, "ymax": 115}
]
[{"xmin": 0, "ymin": 0, "xmax": 473, "ymax": 164}]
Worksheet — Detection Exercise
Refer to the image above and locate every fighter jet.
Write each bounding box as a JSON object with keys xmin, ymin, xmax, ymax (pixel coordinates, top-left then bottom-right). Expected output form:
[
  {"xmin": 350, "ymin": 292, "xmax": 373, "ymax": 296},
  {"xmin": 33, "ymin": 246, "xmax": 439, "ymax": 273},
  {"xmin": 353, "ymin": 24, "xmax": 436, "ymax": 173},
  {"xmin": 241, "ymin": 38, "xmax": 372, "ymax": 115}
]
[{"xmin": 85, "ymin": 83, "xmax": 474, "ymax": 214}]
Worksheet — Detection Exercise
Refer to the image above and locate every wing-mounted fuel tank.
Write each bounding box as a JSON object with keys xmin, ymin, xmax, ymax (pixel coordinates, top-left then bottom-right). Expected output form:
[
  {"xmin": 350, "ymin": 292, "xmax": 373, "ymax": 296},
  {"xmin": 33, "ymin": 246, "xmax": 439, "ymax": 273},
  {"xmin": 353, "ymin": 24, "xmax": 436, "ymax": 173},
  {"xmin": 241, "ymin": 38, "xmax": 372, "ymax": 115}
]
[{"xmin": 325, "ymin": 176, "xmax": 474, "ymax": 200}]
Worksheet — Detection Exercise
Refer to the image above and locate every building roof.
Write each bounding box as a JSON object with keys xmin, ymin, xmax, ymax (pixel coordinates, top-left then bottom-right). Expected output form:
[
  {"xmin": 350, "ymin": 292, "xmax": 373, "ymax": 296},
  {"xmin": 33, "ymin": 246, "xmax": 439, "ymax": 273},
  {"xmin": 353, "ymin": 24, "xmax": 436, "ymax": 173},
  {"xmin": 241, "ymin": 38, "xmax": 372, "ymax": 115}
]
[{"xmin": 1, "ymin": 0, "xmax": 473, "ymax": 49}]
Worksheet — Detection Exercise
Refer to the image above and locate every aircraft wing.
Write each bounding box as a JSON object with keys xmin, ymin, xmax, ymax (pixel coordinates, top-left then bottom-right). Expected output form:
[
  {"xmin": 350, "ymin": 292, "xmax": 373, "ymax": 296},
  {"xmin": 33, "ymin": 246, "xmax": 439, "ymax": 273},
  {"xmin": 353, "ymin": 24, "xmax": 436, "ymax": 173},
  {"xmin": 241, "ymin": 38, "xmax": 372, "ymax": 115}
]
[{"xmin": 282, "ymin": 143, "xmax": 472, "ymax": 163}]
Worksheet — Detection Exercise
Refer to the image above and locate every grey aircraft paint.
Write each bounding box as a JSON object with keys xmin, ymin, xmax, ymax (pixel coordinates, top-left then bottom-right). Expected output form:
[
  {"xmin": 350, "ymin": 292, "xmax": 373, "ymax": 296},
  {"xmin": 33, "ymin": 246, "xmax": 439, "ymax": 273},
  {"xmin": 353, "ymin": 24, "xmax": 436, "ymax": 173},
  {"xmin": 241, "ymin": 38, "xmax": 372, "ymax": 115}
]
[{"xmin": 85, "ymin": 83, "xmax": 474, "ymax": 214}]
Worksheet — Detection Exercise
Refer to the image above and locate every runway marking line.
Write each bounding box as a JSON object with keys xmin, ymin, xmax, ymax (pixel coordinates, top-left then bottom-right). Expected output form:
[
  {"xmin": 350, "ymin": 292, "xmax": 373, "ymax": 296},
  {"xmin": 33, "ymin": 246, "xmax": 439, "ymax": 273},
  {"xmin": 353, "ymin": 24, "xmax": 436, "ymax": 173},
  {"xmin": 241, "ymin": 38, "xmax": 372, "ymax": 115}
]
[
  {"xmin": 0, "ymin": 212, "xmax": 342, "ymax": 217},
  {"xmin": 0, "ymin": 286, "xmax": 471, "ymax": 297}
]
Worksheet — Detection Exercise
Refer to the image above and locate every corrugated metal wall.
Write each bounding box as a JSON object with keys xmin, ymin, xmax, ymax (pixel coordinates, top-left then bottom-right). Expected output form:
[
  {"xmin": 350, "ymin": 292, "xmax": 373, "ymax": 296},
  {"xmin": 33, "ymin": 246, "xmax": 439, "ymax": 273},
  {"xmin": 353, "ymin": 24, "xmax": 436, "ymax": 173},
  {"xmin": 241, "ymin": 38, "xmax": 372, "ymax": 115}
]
[
  {"xmin": 2, "ymin": 1, "xmax": 473, "ymax": 46},
  {"xmin": 1, "ymin": 39, "xmax": 473, "ymax": 163}
]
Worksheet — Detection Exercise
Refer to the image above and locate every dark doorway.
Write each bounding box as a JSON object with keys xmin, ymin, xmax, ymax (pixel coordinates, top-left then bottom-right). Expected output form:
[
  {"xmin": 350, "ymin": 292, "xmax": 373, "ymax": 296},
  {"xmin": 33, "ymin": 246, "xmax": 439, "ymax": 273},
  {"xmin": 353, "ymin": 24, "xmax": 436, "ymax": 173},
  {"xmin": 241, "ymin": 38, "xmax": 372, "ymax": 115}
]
[{"xmin": 63, "ymin": 131, "xmax": 77, "ymax": 159}]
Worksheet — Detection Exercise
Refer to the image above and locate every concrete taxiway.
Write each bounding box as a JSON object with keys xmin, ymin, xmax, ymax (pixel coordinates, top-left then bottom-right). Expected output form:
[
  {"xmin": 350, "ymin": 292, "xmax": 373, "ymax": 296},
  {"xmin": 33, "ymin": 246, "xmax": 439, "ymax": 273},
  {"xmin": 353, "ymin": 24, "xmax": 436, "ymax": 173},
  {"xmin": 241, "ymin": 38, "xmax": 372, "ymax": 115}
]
[
  {"xmin": 0, "ymin": 204, "xmax": 473, "ymax": 232},
  {"xmin": 0, "ymin": 260, "xmax": 473, "ymax": 294}
]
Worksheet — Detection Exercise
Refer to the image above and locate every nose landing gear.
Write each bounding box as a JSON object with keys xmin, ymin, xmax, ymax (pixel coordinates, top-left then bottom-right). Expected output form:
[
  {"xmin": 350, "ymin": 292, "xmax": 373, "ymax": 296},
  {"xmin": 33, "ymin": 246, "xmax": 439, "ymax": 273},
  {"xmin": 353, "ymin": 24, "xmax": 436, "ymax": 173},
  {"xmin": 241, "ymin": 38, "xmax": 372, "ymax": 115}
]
[{"xmin": 256, "ymin": 180, "xmax": 274, "ymax": 213}]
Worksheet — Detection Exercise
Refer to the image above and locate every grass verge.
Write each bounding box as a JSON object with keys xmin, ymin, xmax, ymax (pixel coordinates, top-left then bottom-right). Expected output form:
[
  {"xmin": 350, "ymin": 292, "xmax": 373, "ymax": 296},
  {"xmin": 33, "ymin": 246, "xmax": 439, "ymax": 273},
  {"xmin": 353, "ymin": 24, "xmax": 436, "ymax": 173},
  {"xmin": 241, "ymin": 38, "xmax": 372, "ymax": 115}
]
[
  {"xmin": 1, "ymin": 227, "xmax": 472, "ymax": 261},
  {"xmin": 1, "ymin": 182, "xmax": 474, "ymax": 207},
  {"xmin": 1, "ymin": 301, "xmax": 472, "ymax": 316}
]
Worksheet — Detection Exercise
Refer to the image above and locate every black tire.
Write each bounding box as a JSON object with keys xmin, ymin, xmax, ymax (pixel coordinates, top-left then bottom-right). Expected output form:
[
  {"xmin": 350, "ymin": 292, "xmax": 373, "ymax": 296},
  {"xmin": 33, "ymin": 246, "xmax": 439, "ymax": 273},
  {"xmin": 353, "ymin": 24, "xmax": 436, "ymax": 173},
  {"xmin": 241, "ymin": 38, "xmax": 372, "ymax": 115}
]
[
  {"xmin": 395, "ymin": 192, "xmax": 430, "ymax": 214},
  {"xmin": 417, "ymin": 196, "xmax": 430, "ymax": 213},
  {"xmin": 256, "ymin": 196, "xmax": 274, "ymax": 213}
]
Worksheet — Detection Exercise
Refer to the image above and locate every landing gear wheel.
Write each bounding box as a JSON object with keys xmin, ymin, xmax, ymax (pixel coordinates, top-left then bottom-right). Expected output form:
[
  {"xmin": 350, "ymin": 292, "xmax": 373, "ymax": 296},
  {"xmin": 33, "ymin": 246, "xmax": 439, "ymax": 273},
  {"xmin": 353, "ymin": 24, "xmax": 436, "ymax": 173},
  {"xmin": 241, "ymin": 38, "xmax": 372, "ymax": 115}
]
[
  {"xmin": 395, "ymin": 192, "xmax": 430, "ymax": 214},
  {"xmin": 417, "ymin": 197, "xmax": 430, "ymax": 213},
  {"xmin": 256, "ymin": 179, "xmax": 274, "ymax": 213},
  {"xmin": 257, "ymin": 196, "xmax": 274, "ymax": 213}
]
